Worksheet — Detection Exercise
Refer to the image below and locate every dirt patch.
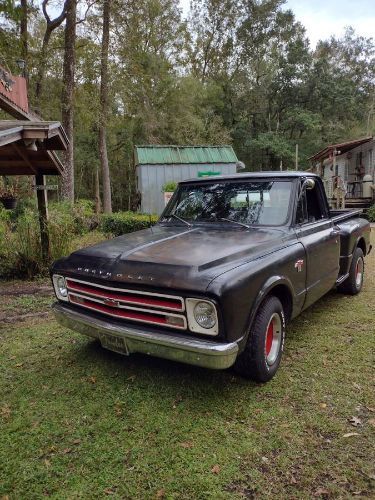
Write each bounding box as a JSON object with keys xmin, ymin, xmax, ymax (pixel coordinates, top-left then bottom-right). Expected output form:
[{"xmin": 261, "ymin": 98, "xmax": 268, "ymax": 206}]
[
  {"xmin": 0, "ymin": 280, "xmax": 54, "ymax": 325},
  {"xmin": 0, "ymin": 280, "xmax": 51, "ymax": 296},
  {"xmin": 1, "ymin": 311, "xmax": 51, "ymax": 324}
]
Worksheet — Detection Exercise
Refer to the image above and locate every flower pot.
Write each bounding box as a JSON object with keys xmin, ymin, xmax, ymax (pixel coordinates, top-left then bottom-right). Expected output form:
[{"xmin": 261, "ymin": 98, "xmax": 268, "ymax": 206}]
[{"xmin": 0, "ymin": 197, "xmax": 17, "ymax": 210}]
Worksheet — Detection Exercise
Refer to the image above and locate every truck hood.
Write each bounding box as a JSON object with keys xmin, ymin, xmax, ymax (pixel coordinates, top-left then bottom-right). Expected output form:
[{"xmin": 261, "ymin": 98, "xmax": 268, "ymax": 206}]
[{"xmin": 53, "ymin": 224, "xmax": 294, "ymax": 292}]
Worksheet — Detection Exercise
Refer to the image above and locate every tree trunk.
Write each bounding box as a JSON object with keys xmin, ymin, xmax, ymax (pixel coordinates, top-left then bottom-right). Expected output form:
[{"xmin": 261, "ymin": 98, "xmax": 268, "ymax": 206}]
[
  {"xmin": 35, "ymin": 28, "xmax": 52, "ymax": 110},
  {"xmin": 99, "ymin": 0, "xmax": 112, "ymax": 213},
  {"xmin": 35, "ymin": 1, "xmax": 68, "ymax": 111},
  {"xmin": 20, "ymin": 0, "xmax": 28, "ymax": 78},
  {"xmin": 95, "ymin": 164, "xmax": 101, "ymax": 214},
  {"xmin": 61, "ymin": 0, "xmax": 77, "ymax": 202}
]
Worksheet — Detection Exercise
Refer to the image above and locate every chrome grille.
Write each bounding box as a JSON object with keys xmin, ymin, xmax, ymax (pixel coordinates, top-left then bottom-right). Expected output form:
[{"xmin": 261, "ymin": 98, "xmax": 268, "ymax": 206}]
[{"xmin": 66, "ymin": 278, "xmax": 186, "ymax": 330}]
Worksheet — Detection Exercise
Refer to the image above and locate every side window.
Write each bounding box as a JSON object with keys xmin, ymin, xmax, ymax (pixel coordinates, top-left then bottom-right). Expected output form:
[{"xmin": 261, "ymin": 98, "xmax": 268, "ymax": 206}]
[
  {"xmin": 296, "ymin": 191, "xmax": 308, "ymax": 224},
  {"xmin": 296, "ymin": 181, "xmax": 326, "ymax": 225}
]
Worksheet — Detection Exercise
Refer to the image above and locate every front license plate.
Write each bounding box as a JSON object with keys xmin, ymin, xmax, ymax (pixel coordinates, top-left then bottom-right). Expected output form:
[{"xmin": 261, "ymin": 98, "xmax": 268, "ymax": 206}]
[{"xmin": 100, "ymin": 334, "xmax": 129, "ymax": 355}]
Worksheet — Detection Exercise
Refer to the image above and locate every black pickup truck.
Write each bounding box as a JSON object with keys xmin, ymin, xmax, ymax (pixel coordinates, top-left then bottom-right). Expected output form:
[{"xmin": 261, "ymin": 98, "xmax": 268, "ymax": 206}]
[{"xmin": 51, "ymin": 172, "xmax": 371, "ymax": 382}]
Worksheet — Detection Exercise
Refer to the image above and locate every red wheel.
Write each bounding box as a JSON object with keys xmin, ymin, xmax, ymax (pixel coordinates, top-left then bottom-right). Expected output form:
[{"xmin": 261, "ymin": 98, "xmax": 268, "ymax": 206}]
[
  {"xmin": 265, "ymin": 313, "xmax": 283, "ymax": 366},
  {"xmin": 234, "ymin": 296, "xmax": 285, "ymax": 382},
  {"xmin": 338, "ymin": 247, "xmax": 364, "ymax": 295}
]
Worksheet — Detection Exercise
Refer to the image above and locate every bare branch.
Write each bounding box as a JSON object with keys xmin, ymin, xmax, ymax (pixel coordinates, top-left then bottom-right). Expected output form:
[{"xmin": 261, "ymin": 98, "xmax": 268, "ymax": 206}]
[
  {"xmin": 42, "ymin": 0, "xmax": 51, "ymax": 24},
  {"xmin": 42, "ymin": 0, "xmax": 69, "ymax": 30},
  {"xmin": 76, "ymin": 0, "xmax": 96, "ymax": 25}
]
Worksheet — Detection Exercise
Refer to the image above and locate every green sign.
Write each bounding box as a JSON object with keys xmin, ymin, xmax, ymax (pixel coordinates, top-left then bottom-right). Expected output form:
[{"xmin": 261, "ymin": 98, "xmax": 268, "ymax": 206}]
[{"xmin": 197, "ymin": 171, "xmax": 221, "ymax": 178}]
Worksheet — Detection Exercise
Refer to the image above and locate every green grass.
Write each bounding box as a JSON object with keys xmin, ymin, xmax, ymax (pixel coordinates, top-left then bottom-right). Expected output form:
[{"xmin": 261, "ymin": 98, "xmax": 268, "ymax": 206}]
[{"xmin": 0, "ymin": 236, "xmax": 374, "ymax": 499}]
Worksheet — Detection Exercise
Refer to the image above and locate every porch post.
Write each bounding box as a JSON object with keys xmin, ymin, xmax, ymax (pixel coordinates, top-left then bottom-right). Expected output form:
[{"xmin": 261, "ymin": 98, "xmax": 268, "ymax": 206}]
[{"xmin": 35, "ymin": 174, "xmax": 50, "ymax": 262}]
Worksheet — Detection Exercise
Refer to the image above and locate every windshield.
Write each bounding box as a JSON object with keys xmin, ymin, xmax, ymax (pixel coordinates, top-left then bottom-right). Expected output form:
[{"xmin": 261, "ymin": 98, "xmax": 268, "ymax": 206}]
[{"xmin": 162, "ymin": 180, "xmax": 292, "ymax": 226}]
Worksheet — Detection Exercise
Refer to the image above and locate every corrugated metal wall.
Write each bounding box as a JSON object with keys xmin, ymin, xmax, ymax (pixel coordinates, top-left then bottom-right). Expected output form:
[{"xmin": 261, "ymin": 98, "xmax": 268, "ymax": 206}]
[{"xmin": 137, "ymin": 163, "xmax": 237, "ymax": 214}]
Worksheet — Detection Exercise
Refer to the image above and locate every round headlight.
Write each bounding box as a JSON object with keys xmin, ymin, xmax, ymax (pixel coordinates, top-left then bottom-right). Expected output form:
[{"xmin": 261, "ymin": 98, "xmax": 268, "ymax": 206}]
[
  {"xmin": 57, "ymin": 276, "xmax": 67, "ymax": 297},
  {"xmin": 193, "ymin": 301, "xmax": 216, "ymax": 329}
]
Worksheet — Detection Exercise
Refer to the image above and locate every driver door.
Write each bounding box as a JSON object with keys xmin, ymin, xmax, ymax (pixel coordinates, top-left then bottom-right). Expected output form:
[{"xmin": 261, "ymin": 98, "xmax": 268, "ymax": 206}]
[{"xmin": 295, "ymin": 179, "xmax": 340, "ymax": 309}]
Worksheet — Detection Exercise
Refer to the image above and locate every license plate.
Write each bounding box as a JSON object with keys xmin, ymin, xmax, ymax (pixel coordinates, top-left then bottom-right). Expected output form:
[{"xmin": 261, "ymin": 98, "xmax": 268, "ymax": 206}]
[{"xmin": 100, "ymin": 334, "xmax": 129, "ymax": 355}]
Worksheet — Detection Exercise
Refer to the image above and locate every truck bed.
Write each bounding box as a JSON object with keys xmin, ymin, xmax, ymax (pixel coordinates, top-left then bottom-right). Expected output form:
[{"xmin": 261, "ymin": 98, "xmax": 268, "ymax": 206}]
[{"xmin": 330, "ymin": 208, "xmax": 363, "ymax": 223}]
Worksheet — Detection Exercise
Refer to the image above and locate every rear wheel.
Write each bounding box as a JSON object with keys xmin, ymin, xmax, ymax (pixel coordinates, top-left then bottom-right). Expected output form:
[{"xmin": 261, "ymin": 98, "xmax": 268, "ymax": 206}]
[
  {"xmin": 234, "ymin": 296, "xmax": 285, "ymax": 382},
  {"xmin": 338, "ymin": 247, "xmax": 364, "ymax": 295}
]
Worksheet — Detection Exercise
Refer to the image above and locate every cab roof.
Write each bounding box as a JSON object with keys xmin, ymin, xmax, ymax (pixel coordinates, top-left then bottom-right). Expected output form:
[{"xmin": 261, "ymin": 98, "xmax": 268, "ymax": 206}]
[{"xmin": 179, "ymin": 171, "xmax": 318, "ymax": 184}]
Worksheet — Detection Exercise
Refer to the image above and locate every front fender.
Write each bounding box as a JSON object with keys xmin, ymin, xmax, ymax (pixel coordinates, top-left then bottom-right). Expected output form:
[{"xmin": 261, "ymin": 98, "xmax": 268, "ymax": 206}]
[
  {"xmin": 207, "ymin": 242, "xmax": 306, "ymax": 345},
  {"xmin": 236, "ymin": 275, "xmax": 296, "ymax": 352}
]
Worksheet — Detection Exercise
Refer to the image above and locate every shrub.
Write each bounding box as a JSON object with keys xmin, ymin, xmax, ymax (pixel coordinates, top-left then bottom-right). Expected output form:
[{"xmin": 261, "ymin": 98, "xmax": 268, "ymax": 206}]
[
  {"xmin": 366, "ymin": 204, "xmax": 375, "ymax": 222},
  {"xmin": 0, "ymin": 203, "xmax": 156, "ymax": 279},
  {"xmin": 0, "ymin": 200, "xmax": 100, "ymax": 279},
  {"xmin": 162, "ymin": 181, "xmax": 177, "ymax": 192},
  {"xmin": 100, "ymin": 212, "xmax": 158, "ymax": 237}
]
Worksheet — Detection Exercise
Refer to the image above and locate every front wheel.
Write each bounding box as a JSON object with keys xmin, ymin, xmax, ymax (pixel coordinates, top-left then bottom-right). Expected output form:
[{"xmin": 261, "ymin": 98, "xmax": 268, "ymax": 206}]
[
  {"xmin": 234, "ymin": 296, "xmax": 285, "ymax": 383},
  {"xmin": 338, "ymin": 247, "xmax": 364, "ymax": 295}
]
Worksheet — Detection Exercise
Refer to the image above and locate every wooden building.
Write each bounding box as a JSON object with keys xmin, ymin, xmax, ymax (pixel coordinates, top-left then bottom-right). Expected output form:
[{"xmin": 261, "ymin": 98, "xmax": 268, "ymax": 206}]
[
  {"xmin": 309, "ymin": 137, "xmax": 374, "ymax": 208},
  {"xmin": 0, "ymin": 65, "xmax": 68, "ymax": 260}
]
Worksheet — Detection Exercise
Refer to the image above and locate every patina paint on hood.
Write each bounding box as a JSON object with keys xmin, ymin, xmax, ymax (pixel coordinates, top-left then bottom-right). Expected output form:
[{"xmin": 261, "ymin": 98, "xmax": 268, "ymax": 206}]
[{"xmin": 52, "ymin": 224, "xmax": 294, "ymax": 292}]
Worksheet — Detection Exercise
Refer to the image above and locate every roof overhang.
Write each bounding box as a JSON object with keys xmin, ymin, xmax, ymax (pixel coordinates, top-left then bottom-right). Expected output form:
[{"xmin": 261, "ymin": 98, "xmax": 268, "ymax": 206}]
[
  {"xmin": 0, "ymin": 121, "xmax": 68, "ymax": 175},
  {"xmin": 309, "ymin": 136, "xmax": 373, "ymax": 163}
]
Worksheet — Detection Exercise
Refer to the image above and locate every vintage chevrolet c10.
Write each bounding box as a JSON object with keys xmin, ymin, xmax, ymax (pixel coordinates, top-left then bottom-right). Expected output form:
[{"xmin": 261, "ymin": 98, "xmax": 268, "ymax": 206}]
[{"xmin": 51, "ymin": 172, "xmax": 371, "ymax": 382}]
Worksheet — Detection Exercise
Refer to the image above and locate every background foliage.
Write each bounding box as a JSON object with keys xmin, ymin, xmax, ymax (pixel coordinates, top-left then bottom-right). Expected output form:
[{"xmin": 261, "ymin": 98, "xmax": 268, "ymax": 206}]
[
  {"xmin": 0, "ymin": 202, "xmax": 158, "ymax": 278},
  {"xmin": 0, "ymin": 0, "xmax": 374, "ymax": 210}
]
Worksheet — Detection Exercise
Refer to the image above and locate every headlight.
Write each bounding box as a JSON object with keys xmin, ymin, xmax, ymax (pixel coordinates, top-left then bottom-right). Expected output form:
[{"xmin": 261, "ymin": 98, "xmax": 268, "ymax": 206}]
[
  {"xmin": 194, "ymin": 301, "xmax": 216, "ymax": 329},
  {"xmin": 186, "ymin": 298, "xmax": 218, "ymax": 335},
  {"xmin": 52, "ymin": 274, "xmax": 68, "ymax": 301}
]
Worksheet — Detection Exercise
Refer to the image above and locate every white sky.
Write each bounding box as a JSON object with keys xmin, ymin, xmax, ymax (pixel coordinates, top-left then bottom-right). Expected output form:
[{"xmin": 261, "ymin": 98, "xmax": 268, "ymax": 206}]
[{"xmin": 179, "ymin": 0, "xmax": 375, "ymax": 48}]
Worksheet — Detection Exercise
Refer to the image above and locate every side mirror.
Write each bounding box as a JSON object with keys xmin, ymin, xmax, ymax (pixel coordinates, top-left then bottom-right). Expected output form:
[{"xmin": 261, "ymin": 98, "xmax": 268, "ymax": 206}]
[
  {"xmin": 303, "ymin": 178, "xmax": 315, "ymax": 190},
  {"xmin": 297, "ymin": 178, "xmax": 315, "ymax": 203}
]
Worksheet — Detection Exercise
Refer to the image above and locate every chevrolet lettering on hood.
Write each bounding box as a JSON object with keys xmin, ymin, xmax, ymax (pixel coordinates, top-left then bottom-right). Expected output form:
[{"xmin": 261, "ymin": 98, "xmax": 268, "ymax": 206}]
[
  {"xmin": 76, "ymin": 267, "xmax": 155, "ymax": 282},
  {"xmin": 51, "ymin": 172, "xmax": 371, "ymax": 383}
]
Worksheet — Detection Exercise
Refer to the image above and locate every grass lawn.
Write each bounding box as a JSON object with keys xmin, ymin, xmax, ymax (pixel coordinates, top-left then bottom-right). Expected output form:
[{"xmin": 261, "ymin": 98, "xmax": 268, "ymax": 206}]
[{"xmin": 1, "ymin": 234, "xmax": 374, "ymax": 499}]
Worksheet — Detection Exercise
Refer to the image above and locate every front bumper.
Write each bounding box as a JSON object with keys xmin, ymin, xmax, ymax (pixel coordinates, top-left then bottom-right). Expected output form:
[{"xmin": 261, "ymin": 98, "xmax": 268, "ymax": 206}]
[{"xmin": 52, "ymin": 302, "xmax": 239, "ymax": 370}]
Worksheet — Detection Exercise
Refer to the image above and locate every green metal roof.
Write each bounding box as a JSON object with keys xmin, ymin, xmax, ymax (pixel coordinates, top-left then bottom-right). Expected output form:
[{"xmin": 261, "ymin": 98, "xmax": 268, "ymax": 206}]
[{"xmin": 135, "ymin": 145, "xmax": 238, "ymax": 165}]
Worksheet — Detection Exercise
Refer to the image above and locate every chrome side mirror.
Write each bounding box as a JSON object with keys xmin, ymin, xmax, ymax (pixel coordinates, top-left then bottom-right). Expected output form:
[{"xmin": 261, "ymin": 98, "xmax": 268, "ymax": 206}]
[
  {"xmin": 297, "ymin": 178, "xmax": 316, "ymax": 203},
  {"xmin": 303, "ymin": 178, "xmax": 315, "ymax": 190}
]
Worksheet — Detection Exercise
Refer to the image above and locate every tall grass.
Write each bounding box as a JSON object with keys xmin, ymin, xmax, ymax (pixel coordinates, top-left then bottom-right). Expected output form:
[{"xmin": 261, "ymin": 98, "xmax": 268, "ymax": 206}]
[
  {"xmin": 0, "ymin": 199, "xmax": 157, "ymax": 279},
  {"xmin": 0, "ymin": 200, "xmax": 103, "ymax": 279}
]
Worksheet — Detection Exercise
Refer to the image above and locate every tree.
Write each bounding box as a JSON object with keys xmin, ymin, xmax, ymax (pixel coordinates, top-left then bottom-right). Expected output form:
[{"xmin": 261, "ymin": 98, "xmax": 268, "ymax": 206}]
[
  {"xmin": 99, "ymin": 0, "xmax": 112, "ymax": 213},
  {"xmin": 61, "ymin": 0, "xmax": 77, "ymax": 201},
  {"xmin": 35, "ymin": 0, "xmax": 68, "ymax": 110},
  {"xmin": 20, "ymin": 0, "xmax": 28, "ymax": 65},
  {"xmin": 187, "ymin": 0, "xmax": 238, "ymax": 81}
]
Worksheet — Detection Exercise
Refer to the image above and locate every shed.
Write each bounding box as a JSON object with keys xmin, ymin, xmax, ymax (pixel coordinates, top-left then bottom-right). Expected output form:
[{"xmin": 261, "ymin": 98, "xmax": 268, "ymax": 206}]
[{"xmin": 135, "ymin": 145, "xmax": 239, "ymax": 214}]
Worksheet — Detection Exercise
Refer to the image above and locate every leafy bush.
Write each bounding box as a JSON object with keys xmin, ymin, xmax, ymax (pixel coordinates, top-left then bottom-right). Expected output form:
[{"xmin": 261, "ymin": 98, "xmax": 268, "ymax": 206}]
[
  {"xmin": 100, "ymin": 212, "xmax": 158, "ymax": 237},
  {"xmin": 0, "ymin": 202, "xmax": 155, "ymax": 279},
  {"xmin": 162, "ymin": 181, "xmax": 177, "ymax": 192},
  {"xmin": 0, "ymin": 200, "xmax": 102, "ymax": 279},
  {"xmin": 366, "ymin": 204, "xmax": 375, "ymax": 222}
]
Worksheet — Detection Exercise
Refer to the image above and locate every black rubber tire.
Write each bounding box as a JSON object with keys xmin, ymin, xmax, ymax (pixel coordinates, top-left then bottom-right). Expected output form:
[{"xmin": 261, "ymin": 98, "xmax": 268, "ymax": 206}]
[
  {"xmin": 337, "ymin": 247, "xmax": 364, "ymax": 295},
  {"xmin": 234, "ymin": 296, "xmax": 285, "ymax": 383}
]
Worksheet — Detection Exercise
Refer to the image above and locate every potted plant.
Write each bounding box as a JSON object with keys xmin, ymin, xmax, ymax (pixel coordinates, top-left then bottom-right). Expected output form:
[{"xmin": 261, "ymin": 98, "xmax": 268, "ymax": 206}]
[
  {"xmin": 162, "ymin": 181, "xmax": 177, "ymax": 206},
  {"xmin": 0, "ymin": 180, "xmax": 18, "ymax": 209}
]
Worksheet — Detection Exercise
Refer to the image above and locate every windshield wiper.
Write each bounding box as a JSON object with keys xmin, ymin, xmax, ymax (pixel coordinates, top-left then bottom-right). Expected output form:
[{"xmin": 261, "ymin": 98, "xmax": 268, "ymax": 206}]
[
  {"xmin": 164, "ymin": 213, "xmax": 192, "ymax": 227},
  {"xmin": 219, "ymin": 217, "xmax": 250, "ymax": 229}
]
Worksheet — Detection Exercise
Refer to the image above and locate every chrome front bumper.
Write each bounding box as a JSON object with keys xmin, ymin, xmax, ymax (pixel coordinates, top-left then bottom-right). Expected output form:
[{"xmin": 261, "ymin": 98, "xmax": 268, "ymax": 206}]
[{"xmin": 52, "ymin": 302, "xmax": 239, "ymax": 370}]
